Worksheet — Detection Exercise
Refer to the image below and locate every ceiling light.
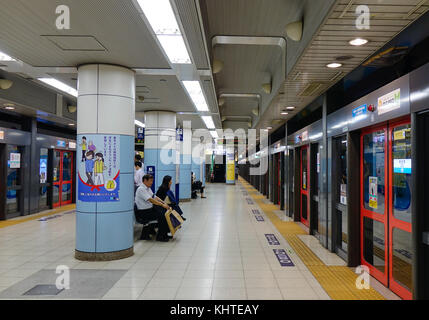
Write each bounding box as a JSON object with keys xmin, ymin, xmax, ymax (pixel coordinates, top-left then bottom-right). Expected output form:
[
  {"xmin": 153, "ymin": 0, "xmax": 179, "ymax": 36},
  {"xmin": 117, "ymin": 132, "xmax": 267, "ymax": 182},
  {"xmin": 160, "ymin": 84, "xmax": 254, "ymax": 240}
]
[
  {"xmin": 326, "ymin": 62, "xmax": 342, "ymax": 69},
  {"xmin": 281, "ymin": 111, "xmax": 289, "ymax": 115},
  {"xmin": 4, "ymin": 106, "xmax": 15, "ymax": 110},
  {"xmin": 286, "ymin": 106, "xmax": 295, "ymax": 110},
  {"xmin": 0, "ymin": 51, "xmax": 16, "ymax": 62},
  {"xmin": 0, "ymin": 79, "xmax": 13, "ymax": 90},
  {"xmin": 267, "ymin": 126, "xmax": 272, "ymax": 130},
  {"xmin": 210, "ymin": 130, "xmax": 218, "ymax": 138},
  {"xmin": 182, "ymin": 81, "xmax": 209, "ymax": 112},
  {"xmin": 212, "ymin": 59, "xmax": 224, "ymax": 74},
  {"xmin": 285, "ymin": 20, "xmax": 303, "ymax": 42},
  {"xmin": 135, "ymin": 120, "xmax": 145, "ymax": 128},
  {"xmin": 202, "ymin": 116, "xmax": 215, "ymax": 129},
  {"xmin": 137, "ymin": 0, "xmax": 191, "ymax": 64},
  {"xmin": 349, "ymin": 38, "xmax": 368, "ymax": 46},
  {"xmin": 38, "ymin": 78, "xmax": 77, "ymax": 97},
  {"xmin": 68, "ymin": 123, "xmax": 75, "ymax": 126}
]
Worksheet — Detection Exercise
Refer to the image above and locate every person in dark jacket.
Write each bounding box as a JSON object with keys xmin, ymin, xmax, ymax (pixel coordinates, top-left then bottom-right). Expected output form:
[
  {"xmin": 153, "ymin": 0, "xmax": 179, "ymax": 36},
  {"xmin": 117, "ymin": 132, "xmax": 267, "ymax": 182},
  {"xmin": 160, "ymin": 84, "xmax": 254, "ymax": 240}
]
[{"xmin": 156, "ymin": 175, "xmax": 186, "ymax": 221}]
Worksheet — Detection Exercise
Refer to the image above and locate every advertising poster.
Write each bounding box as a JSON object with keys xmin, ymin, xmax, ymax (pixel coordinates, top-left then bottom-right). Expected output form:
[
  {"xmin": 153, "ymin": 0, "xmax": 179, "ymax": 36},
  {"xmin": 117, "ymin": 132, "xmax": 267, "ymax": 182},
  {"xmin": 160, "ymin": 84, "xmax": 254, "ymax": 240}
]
[
  {"xmin": 378, "ymin": 88, "xmax": 401, "ymax": 115},
  {"xmin": 369, "ymin": 176, "xmax": 378, "ymax": 209},
  {"xmin": 340, "ymin": 184, "xmax": 347, "ymax": 205},
  {"xmin": 77, "ymin": 135, "xmax": 120, "ymax": 202},
  {"xmin": 146, "ymin": 166, "xmax": 156, "ymax": 193},
  {"xmin": 9, "ymin": 153, "xmax": 21, "ymax": 169},
  {"xmin": 40, "ymin": 158, "xmax": 48, "ymax": 183}
]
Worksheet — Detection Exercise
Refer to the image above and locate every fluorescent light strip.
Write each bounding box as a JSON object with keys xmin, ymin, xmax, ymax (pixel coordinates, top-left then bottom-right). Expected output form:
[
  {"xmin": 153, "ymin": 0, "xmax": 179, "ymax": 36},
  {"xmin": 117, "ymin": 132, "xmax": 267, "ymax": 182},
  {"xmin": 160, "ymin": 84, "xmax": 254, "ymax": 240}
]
[
  {"xmin": 182, "ymin": 81, "xmax": 209, "ymax": 112},
  {"xmin": 202, "ymin": 116, "xmax": 215, "ymax": 130},
  {"xmin": 0, "ymin": 51, "xmax": 16, "ymax": 62},
  {"xmin": 135, "ymin": 120, "xmax": 145, "ymax": 128},
  {"xmin": 38, "ymin": 78, "xmax": 77, "ymax": 97},
  {"xmin": 137, "ymin": 0, "xmax": 191, "ymax": 64}
]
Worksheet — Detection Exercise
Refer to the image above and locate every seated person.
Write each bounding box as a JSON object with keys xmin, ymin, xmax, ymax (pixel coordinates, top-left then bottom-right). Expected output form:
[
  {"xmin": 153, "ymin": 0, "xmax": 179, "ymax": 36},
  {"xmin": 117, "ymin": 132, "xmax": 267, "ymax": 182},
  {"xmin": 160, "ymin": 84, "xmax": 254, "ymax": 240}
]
[
  {"xmin": 135, "ymin": 174, "xmax": 172, "ymax": 242},
  {"xmin": 191, "ymin": 171, "xmax": 206, "ymax": 198},
  {"xmin": 156, "ymin": 175, "xmax": 186, "ymax": 221}
]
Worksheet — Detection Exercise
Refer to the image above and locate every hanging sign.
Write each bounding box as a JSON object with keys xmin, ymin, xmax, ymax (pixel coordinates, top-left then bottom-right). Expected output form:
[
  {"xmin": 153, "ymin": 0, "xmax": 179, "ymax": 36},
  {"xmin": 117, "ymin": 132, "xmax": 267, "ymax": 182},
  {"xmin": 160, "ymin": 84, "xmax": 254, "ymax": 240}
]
[
  {"xmin": 9, "ymin": 153, "xmax": 21, "ymax": 169},
  {"xmin": 77, "ymin": 134, "xmax": 120, "ymax": 202},
  {"xmin": 369, "ymin": 176, "xmax": 378, "ymax": 209},
  {"xmin": 378, "ymin": 89, "xmax": 401, "ymax": 115}
]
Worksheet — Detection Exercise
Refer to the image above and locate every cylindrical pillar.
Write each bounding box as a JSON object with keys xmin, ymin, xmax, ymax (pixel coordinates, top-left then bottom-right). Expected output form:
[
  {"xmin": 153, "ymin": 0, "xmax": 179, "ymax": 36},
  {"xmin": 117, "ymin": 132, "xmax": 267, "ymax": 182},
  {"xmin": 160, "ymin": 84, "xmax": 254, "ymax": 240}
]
[
  {"xmin": 144, "ymin": 111, "xmax": 177, "ymax": 195},
  {"xmin": 179, "ymin": 125, "xmax": 192, "ymax": 200},
  {"xmin": 75, "ymin": 64, "xmax": 135, "ymax": 261},
  {"xmin": 191, "ymin": 137, "xmax": 201, "ymax": 181}
]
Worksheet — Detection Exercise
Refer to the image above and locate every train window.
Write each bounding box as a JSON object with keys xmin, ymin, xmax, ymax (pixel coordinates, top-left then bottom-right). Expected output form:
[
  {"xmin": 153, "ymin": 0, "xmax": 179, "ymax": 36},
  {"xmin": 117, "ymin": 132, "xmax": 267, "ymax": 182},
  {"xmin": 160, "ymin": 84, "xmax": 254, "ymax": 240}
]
[
  {"xmin": 392, "ymin": 227, "xmax": 413, "ymax": 292},
  {"xmin": 363, "ymin": 130, "xmax": 386, "ymax": 214},
  {"xmin": 363, "ymin": 217, "xmax": 386, "ymax": 274},
  {"xmin": 391, "ymin": 125, "xmax": 412, "ymax": 223}
]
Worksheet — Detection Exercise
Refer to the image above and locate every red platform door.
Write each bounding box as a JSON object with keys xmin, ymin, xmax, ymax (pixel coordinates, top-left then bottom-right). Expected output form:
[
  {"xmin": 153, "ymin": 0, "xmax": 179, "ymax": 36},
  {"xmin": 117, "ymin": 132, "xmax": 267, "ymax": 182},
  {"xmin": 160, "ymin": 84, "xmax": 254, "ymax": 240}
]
[
  {"xmin": 300, "ymin": 145, "xmax": 310, "ymax": 227},
  {"xmin": 360, "ymin": 118, "xmax": 412, "ymax": 300},
  {"xmin": 53, "ymin": 150, "xmax": 74, "ymax": 208}
]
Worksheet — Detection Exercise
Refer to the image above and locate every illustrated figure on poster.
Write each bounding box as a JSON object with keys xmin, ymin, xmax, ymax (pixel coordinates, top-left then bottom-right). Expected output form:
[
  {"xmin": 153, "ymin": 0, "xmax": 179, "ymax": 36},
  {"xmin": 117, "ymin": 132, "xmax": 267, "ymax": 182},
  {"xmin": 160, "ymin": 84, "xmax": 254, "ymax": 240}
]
[
  {"xmin": 80, "ymin": 136, "xmax": 87, "ymax": 162},
  {"xmin": 85, "ymin": 150, "xmax": 95, "ymax": 185},
  {"xmin": 88, "ymin": 140, "xmax": 96, "ymax": 152},
  {"xmin": 94, "ymin": 152, "xmax": 106, "ymax": 185}
]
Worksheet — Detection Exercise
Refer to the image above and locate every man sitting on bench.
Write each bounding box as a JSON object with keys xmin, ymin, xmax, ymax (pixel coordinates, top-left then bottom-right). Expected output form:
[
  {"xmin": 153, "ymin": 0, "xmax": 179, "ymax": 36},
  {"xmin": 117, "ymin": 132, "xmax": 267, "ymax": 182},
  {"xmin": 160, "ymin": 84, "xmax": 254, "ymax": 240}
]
[{"xmin": 135, "ymin": 174, "xmax": 172, "ymax": 242}]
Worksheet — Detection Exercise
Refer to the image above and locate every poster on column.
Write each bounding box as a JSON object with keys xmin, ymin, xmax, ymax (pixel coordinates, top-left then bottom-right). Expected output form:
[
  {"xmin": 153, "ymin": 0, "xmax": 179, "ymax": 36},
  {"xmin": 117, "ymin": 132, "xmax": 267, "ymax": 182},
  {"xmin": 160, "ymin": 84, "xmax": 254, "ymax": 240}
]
[{"xmin": 77, "ymin": 134, "xmax": 120, "ymax": 202}]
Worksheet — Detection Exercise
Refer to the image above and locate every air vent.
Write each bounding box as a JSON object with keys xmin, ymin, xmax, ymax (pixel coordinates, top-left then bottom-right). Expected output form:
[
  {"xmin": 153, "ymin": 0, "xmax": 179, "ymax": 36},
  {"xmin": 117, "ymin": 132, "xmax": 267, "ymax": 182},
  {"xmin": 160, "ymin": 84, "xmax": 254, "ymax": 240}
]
[
  {"xmin": 42, "ymin": 35, "xmax": 106, "ymax": 51},
  {"xmin": 298, "ymin": 82, "xmax": 324, "ymax": 97},
  {"xmin": 136, "ymin": 98, "xmax": 160, "ymax": 104}
]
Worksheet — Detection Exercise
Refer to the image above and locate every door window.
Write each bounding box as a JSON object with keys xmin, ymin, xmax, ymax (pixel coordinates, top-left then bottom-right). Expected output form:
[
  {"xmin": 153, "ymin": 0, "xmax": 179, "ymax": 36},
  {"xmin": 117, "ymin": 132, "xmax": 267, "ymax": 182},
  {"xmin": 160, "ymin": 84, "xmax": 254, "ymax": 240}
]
[
  {"xmin": 391, "ymin": 125, "xmax": 412, "ymax": 223},
  {"xmin": 363, "ymin": 130, "xmax": 386, "ymax": 214}
]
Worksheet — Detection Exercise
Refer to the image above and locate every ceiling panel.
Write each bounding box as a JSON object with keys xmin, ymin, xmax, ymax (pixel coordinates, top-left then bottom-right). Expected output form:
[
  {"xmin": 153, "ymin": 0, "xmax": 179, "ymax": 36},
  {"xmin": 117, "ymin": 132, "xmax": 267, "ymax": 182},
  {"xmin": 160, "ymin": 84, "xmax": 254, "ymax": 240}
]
[
  {"xmin": 256, "ymin": 0, "xmax": 429, "ymax": 132},
  {"xmin": 0, "ymin": 0, "xmax": 169, "ymax": 68}
]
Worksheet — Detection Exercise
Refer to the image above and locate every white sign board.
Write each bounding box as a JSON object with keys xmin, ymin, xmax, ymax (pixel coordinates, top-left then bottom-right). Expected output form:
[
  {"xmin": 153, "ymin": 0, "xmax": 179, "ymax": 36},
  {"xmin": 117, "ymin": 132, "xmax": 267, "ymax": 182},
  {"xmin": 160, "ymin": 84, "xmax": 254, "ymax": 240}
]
[
  {"xmin": 10, "ymin": 153, "xmax": 21, "ymax": 169},
  {"xmin": 378, "ymin": 89, "xmax": 401, "ymax": 115}
]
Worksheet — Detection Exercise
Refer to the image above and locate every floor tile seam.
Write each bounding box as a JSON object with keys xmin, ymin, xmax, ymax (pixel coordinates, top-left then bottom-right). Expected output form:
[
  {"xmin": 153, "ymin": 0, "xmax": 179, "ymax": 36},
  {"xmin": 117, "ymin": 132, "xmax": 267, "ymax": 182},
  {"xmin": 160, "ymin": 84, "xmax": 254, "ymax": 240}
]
[{"xmin": 234, "ymin": 191, "xmax": 248, "ymax": 301}]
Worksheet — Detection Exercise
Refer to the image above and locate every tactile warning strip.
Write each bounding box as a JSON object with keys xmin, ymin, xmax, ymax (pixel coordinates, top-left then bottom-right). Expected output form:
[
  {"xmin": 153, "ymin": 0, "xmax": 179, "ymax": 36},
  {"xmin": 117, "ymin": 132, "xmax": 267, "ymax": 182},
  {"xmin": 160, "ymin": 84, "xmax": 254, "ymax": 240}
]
[{"xmin": 238, "ymin": 177, "xmax": 385, "ymax": 300}]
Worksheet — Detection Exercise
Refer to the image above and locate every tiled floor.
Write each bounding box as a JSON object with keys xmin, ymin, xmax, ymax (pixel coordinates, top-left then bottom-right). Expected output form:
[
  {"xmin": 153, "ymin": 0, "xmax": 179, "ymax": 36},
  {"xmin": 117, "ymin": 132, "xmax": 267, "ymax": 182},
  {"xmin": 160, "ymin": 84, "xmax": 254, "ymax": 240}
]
[{"xmin": 0, "ymin": 183, "xmax": 398, "ymax": 300}]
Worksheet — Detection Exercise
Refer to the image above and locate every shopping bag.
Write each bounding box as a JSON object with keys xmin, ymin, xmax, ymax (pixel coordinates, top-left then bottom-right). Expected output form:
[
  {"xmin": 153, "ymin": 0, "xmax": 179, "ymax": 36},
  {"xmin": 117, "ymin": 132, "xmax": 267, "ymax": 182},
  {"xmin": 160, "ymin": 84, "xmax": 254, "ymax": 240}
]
[{"xmin": 165, "ymin": 209, "xmax": 184, "ymax": 236}]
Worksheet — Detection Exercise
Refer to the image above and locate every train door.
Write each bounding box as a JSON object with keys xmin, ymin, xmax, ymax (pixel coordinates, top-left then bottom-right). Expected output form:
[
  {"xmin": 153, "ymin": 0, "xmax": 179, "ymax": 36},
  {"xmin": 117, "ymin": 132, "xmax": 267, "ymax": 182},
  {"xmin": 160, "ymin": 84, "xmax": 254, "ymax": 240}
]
[
  {"xmin": 288, "ymin": 149, "xmax": 294, "ymax": 218},
  {"xmin": 300, "ymin": 145, "xmax": 310, "ymax": 227},
  {"xmin": 360, "ymin": 117, "xmax": 412, "ymax": 300},
  {"xmin": 333, "ymin": 135, "xmax": 348, "ymax": 261},
  {"xmin": 279, "ymin": 152, "xmax": 285, "ymax": 210},
  {"xmin": 310, "ymin": 143, "xmax": 320, "ymax": 236},
  {"xmin": 3, "ymin": 144, "xmax": 24, "ymax": 219},
  {"xmin": 53, "ymin": 150, "xmax": 74, "ymax": 208}
]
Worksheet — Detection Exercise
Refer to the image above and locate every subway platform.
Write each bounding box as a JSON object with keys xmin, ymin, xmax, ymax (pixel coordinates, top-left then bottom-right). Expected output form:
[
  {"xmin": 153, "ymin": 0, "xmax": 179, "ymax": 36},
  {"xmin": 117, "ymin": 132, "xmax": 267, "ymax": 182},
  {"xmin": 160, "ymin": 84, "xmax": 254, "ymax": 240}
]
[{"xmin": 0, "ymin": 181, "xmax": 400, "ymax": 300}]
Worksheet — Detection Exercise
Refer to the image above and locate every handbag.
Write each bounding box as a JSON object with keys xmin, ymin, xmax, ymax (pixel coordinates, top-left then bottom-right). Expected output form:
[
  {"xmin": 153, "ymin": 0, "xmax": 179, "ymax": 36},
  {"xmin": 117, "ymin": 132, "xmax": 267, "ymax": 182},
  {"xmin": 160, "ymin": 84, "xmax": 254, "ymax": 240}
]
[{"xmin": 164, "ymin": 209, "xmax": 184, "ymax": 236}]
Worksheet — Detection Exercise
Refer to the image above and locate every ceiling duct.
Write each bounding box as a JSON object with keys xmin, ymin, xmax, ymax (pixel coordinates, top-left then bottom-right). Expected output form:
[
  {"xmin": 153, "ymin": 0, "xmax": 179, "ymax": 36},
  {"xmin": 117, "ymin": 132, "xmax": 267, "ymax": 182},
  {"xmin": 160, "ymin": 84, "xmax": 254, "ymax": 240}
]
[
  {"xmin": 298, "ymin": 82, "xmax": 324, "ymax": 97},
  {"xmin": 212, "ymin": 36, "xmax": 287, "ymax": 78}
]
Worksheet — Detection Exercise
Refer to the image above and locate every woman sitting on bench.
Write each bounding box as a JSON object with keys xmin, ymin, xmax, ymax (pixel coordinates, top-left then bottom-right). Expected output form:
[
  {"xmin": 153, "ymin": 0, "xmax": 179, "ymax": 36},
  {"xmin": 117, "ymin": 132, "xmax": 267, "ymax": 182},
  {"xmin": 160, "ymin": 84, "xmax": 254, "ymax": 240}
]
[{"xmin": 156, "ymin": 175, "xmax": 186, "ymax": 221}]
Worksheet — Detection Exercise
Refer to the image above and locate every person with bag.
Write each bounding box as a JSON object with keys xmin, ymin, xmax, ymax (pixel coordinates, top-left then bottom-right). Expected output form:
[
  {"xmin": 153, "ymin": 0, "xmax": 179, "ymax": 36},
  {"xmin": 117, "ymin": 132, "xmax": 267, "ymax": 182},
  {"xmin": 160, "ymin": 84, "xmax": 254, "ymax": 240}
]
[
  {"xmin": 135, "ymin": 174, "xmax": 172, "ymax": 242},
  {"xmin": 156, "ymin": 175, "xmax": 186, "ymax": 221}
]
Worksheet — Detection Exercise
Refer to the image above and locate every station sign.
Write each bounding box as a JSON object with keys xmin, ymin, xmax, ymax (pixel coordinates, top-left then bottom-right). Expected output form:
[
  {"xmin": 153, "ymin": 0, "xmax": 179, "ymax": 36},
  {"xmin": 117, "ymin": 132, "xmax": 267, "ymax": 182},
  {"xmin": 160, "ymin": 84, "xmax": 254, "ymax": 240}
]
[
  {"xmin": 378, "ymin": 88, "xmax": 401, "ymax": 115},
  {"xmin": 68, "ymin": 141, "xmax": 76, "ymax": 149},
  {"xmin": 57, "ymin": 140, "xmax": 66, "ymax": 148},
  {"xmin": 352, "ymin": 104, "xmax": 367, "ymax": 118}
]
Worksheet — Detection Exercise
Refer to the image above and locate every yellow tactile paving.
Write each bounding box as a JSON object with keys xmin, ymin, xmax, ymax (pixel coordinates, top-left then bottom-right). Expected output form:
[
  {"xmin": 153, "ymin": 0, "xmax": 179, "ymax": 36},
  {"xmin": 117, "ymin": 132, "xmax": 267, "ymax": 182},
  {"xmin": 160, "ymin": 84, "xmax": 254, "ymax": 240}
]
[
  {"xmin": 238, "ymin": 177, "xmax": 385, "ymax": 300},
  {"xmin": 0, "ymin": 204, "xmax": 76, "ymax": 229}
]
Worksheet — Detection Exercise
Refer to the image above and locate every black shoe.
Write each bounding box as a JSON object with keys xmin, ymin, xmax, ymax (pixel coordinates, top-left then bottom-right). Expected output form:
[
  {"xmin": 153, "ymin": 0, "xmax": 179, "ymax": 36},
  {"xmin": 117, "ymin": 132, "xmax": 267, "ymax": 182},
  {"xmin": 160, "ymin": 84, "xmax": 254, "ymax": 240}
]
[
  {"xmin": 156, "ymin": 236, "xmax": 169, "ymax": 242},
  {"xmin": 140, "ymin": 234, "xmax": 152, "ymax": 240},
  {"xmin": 181, "ymin": 216, "xmax": 187, "ymax": 221}
]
